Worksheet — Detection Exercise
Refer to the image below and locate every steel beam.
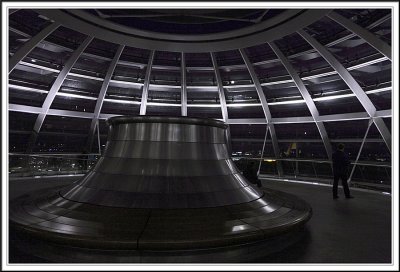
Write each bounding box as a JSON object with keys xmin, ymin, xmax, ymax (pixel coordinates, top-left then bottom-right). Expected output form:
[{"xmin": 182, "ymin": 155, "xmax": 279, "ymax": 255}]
[
  {"xmin": 9, "ymin": 9, "xmax": 19, "ymax": 15},
  {"xmin": 10, "ymin": 103, "xmax": 391, "ymax": 125},
  {"xmin": 26, "ymin": 36, "xmax": 93, "ymax": 152},
  {"xmin": 86, "ymin": 44, "xmax": 125, "ymax": 152},
  {"xmin": 239, "ymin": 48, "xmax": 282, "ymax": 176},
  {"xmin": 139, "ymin": 50, "xmax": 155, "ymax": 115},
  {"xmin": 327, "ymin": 11, "xmax": 391, "ymax": 60},
  {"xmin": 210, "ymin": 52, "xmax": 229, "ymax": 122},
  {"xmin": 37, "ymin": 9, "xmax": 329, "ymax": 53},
  {"xmin": 9, "ymin": 22, "xmax": 61, "ymax": 73},
  {"xmin": 257, "ymin": 124, "xmax": 269, "ymax": 175},
  {"xmin": 181, "ymin": 52, "xmax": 188, "ymax": 116},
  {"xmin": 298, "ymin": 29, "xmax": 391, "ymax": 152},
  {"xmin": 269, "ymin": 41, "xmax": 333, "ymax": 160},
  {"xmin": 348, "ymin": 118, "xmax": 374, "ymax": 184}
]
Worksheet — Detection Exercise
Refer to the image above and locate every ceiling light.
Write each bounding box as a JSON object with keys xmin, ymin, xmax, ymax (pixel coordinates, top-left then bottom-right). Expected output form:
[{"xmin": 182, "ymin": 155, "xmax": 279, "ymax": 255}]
[
  {"xmin": 57, "ymin": 92, "xmax": 97, "ymax": 100},
  {"xmin": 147, "ymin": 102, "xmax": 181, "ymax": 107},
  {"xmin": 9, "ymin": 84, "xmax": 47, "ymax": 94},
  {"xmin": 365, "ymin": 86, "xmax": 392, "ymax": 94},
  {"xmin": 347, "ymin": 57, "xmax": 388, "ymax": 71},
  {"xmin": 268, "ymin": 99, "xmax": 306, "ymax": 106},
  {"xmin": 313, "ymin": 93, "xmax": 355, "ymax": 102},
  {"xmin": 226, "ymin": 103, "xmax": 262, "ymax": 107},
  {"xmin": 104, "ymin": 98, "xmax": 140, "ymax": 105},
  {"xmin": 187, "ymin": 104, "xmax": 221, "ymax": 108},
  {"xmin": 261, "ymin": 79, "xmax": 293, "ymax": 86}
]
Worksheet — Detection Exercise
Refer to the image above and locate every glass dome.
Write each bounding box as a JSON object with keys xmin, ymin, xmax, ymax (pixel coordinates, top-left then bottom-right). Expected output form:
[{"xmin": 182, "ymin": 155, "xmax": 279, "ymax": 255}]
[{"xmin": 7, "ymin": 6, "xmax": 392, "ymax": 187}]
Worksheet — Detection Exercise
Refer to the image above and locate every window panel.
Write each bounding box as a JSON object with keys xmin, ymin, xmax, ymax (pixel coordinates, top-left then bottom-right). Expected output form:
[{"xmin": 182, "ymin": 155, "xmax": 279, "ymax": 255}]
[
  {"xmin": 269, "ymin": 103, "xmax": 311, "ymax": 118},
  {"xmin": 100, "ymin": 101, "xmax": 140, "ymax": 115},
  {"xmin": 9, "ymin": 111, "xmax": 38, "ymax": 132},
  {"xmin": 9, "ymin": 133, "xmax": 31, "ymax": 152},
  {"xmin": 187, "ymin": 87, "xmax": 219, "ymax": 104},
  {"xmin": 146, "ymin": 105, "xmax": 181, "ymax": 117},
  {"xmin": 187, "ymin": 107, "xmax": 222, "ymax": 119},
  {"xmin": 227, "ymin": 106, "xmax": 265, "ymax": 118}
]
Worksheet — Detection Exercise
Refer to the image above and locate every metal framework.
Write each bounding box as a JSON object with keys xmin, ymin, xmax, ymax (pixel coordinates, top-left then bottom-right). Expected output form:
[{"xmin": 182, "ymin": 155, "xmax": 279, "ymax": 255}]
[
  {"xmin": 9, "ymin": 9, "xmax": 19, "ymax": 15},
  {"xmin": 239, "ymin": 48, "xmax": 283, "ymax": 176},
  {"xmin": 10, "ymin": 103, "xmax": 391, "ymax": 124},
  {"xmin": 9, "ymin": 13, "xmax": 388, "ymax": 71},
  {"xmin": 139, "ymin": 50, "xmax": 155, "ymax": 115},
  {"xmin": 86, "ymin": 44, "xmax": 125, "ymax": 152},
  {"xmin": 327, "ymin": 11, "xmax": 391, "ymax": 60},
  {"xmin": 269, "ymin": 41, "xmax": 333, "ymax": 160},
  {"xmin": 348, "ymin": 118, "xmax": 374, "ymax": 184},
  {"xmin": 257, "ymin": 124, "xmax": 269, "ymax": 175},
  {"xmin": 210, "ymin": 52, "xmax": 229, "ymax": 122},
  {"xmin": 298, "ymin": 29, "xmax": 391, "ymax": 152},
  {"xmin": 181, "ymin": 52, "xmax": 188, "ymax": 116},
  {"xmin": 26, "ymin": 35, "xmax": 93, "ymax": 152},
  {"xmin": 9, "ymin": 22, "xmax": 61, "ymax": 73},
  {"xmin": 36, "ymin": 9, "xmax": 329, "ymax": 52}
]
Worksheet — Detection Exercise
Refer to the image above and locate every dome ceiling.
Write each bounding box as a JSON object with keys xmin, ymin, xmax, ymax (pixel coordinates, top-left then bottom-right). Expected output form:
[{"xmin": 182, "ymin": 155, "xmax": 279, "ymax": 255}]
[
  {"xmin": 38, "ymin": 9, "xmax": 328, "ymax": 52},
  {"xmin": 85, "ymin": 9, "xmax": 282, "ymax": 34},
  {"xmin": 7, "ymin": 7, "xmax": 392, "ymax": 162}
]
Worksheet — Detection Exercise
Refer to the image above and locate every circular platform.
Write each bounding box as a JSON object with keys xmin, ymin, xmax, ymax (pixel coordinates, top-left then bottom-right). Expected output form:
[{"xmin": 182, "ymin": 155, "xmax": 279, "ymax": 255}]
[
  {"xmin": 9, "ymin": 116, "xmax": 312, "ymax": 262},
  {"xmin": 10, "ymin": 184, "xmax": 311, "ymax": 263}
]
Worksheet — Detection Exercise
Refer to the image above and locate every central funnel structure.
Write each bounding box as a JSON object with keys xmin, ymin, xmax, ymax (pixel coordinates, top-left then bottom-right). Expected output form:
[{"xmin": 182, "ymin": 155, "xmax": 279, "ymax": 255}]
[
  {"xmin": 63, "ymin": 116, "xmax": 262, "ymax": 208},
  {"xmin": 10, "ymin": 116, "xmax": 312, "ymax": 263}
]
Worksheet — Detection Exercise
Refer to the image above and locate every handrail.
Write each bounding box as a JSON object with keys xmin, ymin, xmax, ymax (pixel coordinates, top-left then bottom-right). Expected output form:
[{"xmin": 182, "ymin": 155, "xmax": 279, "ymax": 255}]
[
  {"xmin": 9, "ymin": 153, "xmax": 391, "ymax": 168},
  {"xmin": 234, "ymin": 156, "xmax": 391, "ymax": 168},
  {"xmin": 9, "ymin": 153, "xmax": 101, "ymax": 156}
]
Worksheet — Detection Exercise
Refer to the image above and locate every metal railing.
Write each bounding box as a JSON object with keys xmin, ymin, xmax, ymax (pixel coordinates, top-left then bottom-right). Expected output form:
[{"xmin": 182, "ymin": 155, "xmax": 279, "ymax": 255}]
[
  {"xmin": 8, "ymin": 153, "xmax": 100, "ymax": 177},
  {"xmin": 9, "ymin": 153, "xmax": 391, "ymax": 192},
  {"xmin": 233, "ymin": 156, "xmax": 391, "ymax": 192}
]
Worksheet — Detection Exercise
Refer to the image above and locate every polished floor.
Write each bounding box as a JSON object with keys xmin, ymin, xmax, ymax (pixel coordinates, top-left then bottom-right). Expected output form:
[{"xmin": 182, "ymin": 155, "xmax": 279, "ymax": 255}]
[{"xmin": 8, "ymin": 176, "xmax": 392, "ymax": 263}]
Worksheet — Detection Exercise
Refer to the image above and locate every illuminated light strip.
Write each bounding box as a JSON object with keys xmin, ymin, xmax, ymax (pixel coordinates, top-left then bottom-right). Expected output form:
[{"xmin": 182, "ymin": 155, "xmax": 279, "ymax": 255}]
[
  {"xmin": 227, "ymin": 103, "xmax": 262, "ymax": 107},
  {"xmin": 365, "ymin": 86, "xmax": 392, "ymax": 94},
  {"xmin": 103, "ymin": 98, "xmax": 140, "ymax": 104},
  {"xmin": 149, "ymin": 84, "xmax": 181, "ymax": 89},
  {"xmin": 60, "ymin": 87, "xmax": 94, "ymax": 95},
  {"xmin": 57, "ymin": 92, "xmax": 96, "ymax": 100},
  {"xmin": 186, "ymin": 86, "xmax": 218, "ymax": 90},
  {"xmin": 19, "ymin": 61, "xmax": 59, "ymax": 73},
  {"xmin": 187, "ymin": 104, "xmax": 221, "ymax": 108},
  {"xmin": 16, "ymin": 56, "xmax": 388, "ymax": 90},
  {"xmin": 269, "ymin": 99, "xmax": 306, "ymax": 105},
  {"xmin": 300, "ymin": 57, "xmax": 388, "ymax": 81},
  {"xmin": 313, "ymin": 93, "xmax": 355, "ymax": 102},
  {"xmin": 110, "ymin": 79, "xmax": 142, "ymax": 87},
  {"xmin": 224, "ymin": 84, "xmax": 254, "ymax": 89},
  {"xmin": 9, "ymin": 84, "xmax": 392, "ymax": 105},
  {"xmin": 9, "ymin": 84, "xmax": 47, "ymax": 94},
  {"xmin": 261, "ymin": 79, "xmax": 293, "ymax": 86},
  {"xmin": 347, "ymin": 57, "xmax": 388, "ymax": 71},
  {"xmin": 301, "ymin": 71, "xmax": 336, "ymax": 81},
  {"xmin": 313, "ymin": 87, "xmax": 392, "ymax": 102},
  {"xmin": 146, "ymin": 102, "xmax": 181, "ymax": 107},
  {"xmin": 69, "ymin": 72, "xmax": 104, "ymax": 81}
]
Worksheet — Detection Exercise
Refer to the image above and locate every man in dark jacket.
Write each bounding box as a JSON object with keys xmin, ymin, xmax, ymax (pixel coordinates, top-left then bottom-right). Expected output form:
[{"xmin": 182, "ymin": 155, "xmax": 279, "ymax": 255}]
[
  {"xmin": 332, "ymin": 143, "xmax": 353, "ymax": 199},
  {"xmin": 243, "ymin": 161, "xmax": 262, "ymax": 187}
]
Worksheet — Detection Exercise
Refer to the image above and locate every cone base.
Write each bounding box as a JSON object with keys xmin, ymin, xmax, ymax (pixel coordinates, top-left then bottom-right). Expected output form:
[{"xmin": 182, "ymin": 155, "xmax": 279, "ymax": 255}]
[{"xmin": 10, "ymin": 184, "xmax": 311, "ymax": 262}]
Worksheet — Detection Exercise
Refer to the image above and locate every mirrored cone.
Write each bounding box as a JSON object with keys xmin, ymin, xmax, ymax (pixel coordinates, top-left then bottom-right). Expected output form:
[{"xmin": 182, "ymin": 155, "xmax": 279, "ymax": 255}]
[{"xmin": 10, "ymin": 116, "xmax": 312, "ymax": 262}]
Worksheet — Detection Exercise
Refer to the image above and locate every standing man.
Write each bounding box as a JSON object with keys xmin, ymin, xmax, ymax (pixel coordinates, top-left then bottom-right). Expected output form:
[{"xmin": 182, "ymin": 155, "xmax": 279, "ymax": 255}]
[
  {"xmin": 243, "ymin": 161, "xmax": 262, "ymax": 188},
  {"xmin": 332, "ymin": 143, "xmax": 354, "ymax": 199}
]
